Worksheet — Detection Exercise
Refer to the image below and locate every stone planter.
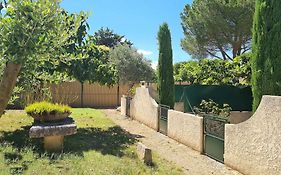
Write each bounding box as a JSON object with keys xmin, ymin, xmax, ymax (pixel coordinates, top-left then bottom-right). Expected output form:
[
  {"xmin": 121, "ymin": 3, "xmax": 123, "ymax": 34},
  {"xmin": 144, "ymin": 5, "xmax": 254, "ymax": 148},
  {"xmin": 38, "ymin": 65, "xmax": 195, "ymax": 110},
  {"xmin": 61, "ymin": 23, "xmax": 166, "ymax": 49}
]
[
  {"xmin": 27, "ymin": 112, "xmax": 71, "ymax": 122},
  {"xmin": 29, "ymin": 117, "xmax": 77, "ymax": 152}
]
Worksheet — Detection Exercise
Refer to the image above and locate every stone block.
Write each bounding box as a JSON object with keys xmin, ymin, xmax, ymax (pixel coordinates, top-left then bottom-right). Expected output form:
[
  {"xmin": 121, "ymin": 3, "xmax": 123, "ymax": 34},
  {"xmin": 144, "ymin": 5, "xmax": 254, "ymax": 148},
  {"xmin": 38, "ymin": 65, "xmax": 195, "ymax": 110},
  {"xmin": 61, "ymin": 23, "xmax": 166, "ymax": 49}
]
[
  {"xmin": 137, "ymin": 142, "xmax": 152, "ymax": 165},
  {"xmin": 29, "ymin": 117, "xmax": 77, "ymax": 138},
  {"xmin": 29, "ymin": 117, "xmax": 77, "ymax": 152},
  {"xmin": 44, "ymin": 135, "xmax": 64, "ymax": 152}
]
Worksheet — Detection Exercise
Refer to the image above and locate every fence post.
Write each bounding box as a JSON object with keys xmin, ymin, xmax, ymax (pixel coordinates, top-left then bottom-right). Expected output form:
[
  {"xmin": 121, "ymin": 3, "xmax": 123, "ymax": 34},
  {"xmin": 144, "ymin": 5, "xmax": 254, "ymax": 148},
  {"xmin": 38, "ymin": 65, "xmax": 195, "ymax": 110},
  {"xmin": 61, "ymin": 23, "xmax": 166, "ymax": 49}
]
[{"xmin": 117, "ymin": 83, "xmax": 120, "ymax": 106}]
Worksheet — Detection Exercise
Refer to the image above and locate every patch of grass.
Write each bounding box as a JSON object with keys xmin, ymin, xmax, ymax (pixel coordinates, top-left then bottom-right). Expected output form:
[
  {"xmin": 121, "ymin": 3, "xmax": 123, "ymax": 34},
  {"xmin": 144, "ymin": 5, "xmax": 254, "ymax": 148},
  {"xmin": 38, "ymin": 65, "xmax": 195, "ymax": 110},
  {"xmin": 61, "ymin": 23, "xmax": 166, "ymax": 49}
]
[{"xmin": 0, "ymin": 109, "xmax": 183, "ymax": 175}]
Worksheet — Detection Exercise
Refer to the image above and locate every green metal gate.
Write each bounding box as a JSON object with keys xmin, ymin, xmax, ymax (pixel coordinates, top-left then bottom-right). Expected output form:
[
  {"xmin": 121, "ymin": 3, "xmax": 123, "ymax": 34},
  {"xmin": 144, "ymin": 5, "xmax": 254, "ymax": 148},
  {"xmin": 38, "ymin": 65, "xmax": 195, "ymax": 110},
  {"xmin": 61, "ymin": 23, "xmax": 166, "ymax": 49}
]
[
  {"xmin": 203, "ymin": 115, "xmax": 229, "ymax": 163},
  {"xmin": 158, "ymin": 104, "xmax": 170, "ymax": 135}
]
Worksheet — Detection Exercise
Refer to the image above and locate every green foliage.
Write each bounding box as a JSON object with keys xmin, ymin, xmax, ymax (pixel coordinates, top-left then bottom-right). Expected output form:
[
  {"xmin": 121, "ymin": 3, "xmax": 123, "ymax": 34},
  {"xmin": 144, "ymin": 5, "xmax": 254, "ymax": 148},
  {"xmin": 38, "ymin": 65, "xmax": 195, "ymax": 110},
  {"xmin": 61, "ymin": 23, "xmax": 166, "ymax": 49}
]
[
  {"xmin": 109, "ymin": 44, "xmax": 155, "ymax": 83},
  {"xmin": 63, "ymin": 41, "xmax": 116, "ymax": 85},
  {"xmin": 157, "ymin": 23, "xmax": 175, "ymax": 108},
  {"xmin": 94, "ymin": 27, "xmax": 133, "ymax": 48},
  {"xmin": 231, "ymin": 53, "xmax": 252, "ymax": 85},
  {"xmin": 181, "ymin": 0, "xmax": 255, "ymax": 60},
  {"xmin": 8, "ymin": 86, "xmax": 23, "ymax": 106},
  {"xmin": 0, "ymin": 0, "xmax": 81, "ymax": 64},
  {"xmin": 252, "ymin": 0, "xmax": 281, "ymax": 111},
  {"xmin": 174, "ymin": 61, "xmax": 200, "ymax": 83},
  {"xmin": 59, "ymin": 18, "xmax": 117, "ymax": 86},
  {"xmin": 128, "ymin": 84, "xmax": 141, "ymax": 97},
  {"xmin": 0, "ymin": 57, "xmax": 4, "ymax": 79},
  {"xmin": 174, "ymin": 53, "xmax": 251, "ymax": 86},
  {"xmin": 25, "ymin": 101, "xmax": 71, "ymax": 116},
  {"xmin": 0, "ymin": 0, "xmax": 85, "ymax": 112},
  {"xmin": 194, "ymin": 99, "xmax": 232, "ymax": 118}
]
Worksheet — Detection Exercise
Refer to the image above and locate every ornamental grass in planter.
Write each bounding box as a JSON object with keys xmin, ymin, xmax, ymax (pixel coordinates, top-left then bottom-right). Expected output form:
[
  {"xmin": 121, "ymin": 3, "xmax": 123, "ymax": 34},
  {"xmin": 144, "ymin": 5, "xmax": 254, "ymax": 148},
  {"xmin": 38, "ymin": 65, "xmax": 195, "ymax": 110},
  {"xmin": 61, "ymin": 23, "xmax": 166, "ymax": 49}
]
[{"xmin": 25, "ymin": 101, "xmax": 71, "ymax": 122}]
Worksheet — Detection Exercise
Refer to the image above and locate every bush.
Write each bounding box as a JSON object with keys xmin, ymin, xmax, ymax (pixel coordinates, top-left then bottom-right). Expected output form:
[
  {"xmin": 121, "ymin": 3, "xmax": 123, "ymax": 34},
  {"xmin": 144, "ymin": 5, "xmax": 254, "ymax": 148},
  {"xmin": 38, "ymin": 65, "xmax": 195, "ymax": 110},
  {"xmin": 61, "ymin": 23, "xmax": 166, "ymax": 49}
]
[
  {"xmin": 174, "ymin": 53, "xmax": 251, "ymax": 86},
  {"xmin": 25, "ymin": 101, "xmax": 71, "ymax": 116},
  {"xmin": 193, "ymin": 99, "xmax": 232, "ymax": 118}
]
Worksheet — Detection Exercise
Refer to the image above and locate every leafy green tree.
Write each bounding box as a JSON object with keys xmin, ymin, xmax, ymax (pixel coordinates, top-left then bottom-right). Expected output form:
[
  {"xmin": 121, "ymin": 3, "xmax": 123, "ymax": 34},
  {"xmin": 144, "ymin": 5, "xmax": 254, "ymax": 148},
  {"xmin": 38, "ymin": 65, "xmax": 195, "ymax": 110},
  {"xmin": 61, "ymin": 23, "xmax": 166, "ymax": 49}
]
[
  {"xmin": 173, "ymin": 62, "xmax": 187, "ymax": 81},
  {"xmin": 252, "ymin": 0, "xmax": 281, "ymax": 110},
  {"xmin": 174, "ymin": 61, "xmax": 200, "ymax": 83},
  {"xmin": 181, "ymin": 0, "xmax": 255, "ymax": 60},
  {"xmin": 94, "ymin": 27, "xmax": 133, "ymax": 48},
  {"xmin": 57, "ymin": 16, "xmax": 117, "ymax": 107},
  {"xmin": 109, "ymin": 44, "xmax": 155, "ymax": 84},
  {"xmin": 62, "ymin": 38, "xmax": 116, "ymax": 107},
  {"xmin": 174, "ymin": 53, "xmax": 251, "ymax": 86},
  {"xmin": 157, "ymin": 23, "xmax": 175, "ymax": 108},
  {"xmin": 0, "ymin": 0, "xmax": 83, "ymax": 116}
]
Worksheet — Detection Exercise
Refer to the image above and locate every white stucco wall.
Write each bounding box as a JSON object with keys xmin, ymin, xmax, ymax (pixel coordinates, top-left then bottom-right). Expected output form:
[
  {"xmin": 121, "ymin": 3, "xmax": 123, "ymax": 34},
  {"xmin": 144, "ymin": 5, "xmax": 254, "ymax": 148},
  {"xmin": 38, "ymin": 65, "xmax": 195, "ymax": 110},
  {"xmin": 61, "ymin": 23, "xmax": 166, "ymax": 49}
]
[
  {"xmin": 120, "ymin": 96, "xmax": 126, "ymax": 116},
  {"xmin": 225, "ymin": 96, "xmax": 281, "ymax": 175},
  {"xmin": 229, "ymin": 111, "xmax": 252, "ymax": 124},
  {"xmin": 130, "ymin": 87, "xmax": 159, "ymax": 130},
  {"xmin": 168, "ymin": 110, "xmax": 203, "ymax": 153}
]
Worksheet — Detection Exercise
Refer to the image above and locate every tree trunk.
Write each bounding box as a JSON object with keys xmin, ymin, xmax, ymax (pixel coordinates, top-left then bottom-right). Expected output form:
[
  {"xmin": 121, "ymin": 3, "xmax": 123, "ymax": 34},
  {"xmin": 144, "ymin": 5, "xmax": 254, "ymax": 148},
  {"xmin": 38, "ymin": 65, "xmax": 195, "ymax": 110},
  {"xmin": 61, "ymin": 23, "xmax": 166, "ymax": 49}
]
[{"xmin": 0, "ymin": 63, "xmax": 22, "ymax": 116}]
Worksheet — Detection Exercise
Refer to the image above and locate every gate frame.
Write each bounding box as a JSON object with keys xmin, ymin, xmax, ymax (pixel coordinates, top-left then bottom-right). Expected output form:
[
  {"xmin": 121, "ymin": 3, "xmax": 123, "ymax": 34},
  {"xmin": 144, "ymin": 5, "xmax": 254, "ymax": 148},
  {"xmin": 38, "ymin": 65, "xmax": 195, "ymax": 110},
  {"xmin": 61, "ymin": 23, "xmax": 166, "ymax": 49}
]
[
  {"xmin": 125, "ymin": 96, "xmax": 132, "ymax": 117},
  {"xmin": 203, "ymin": 114, "xmax": 229, "ymax": 163},
  {"xmin": 158, "ymin": 104, "xmax": 170, "ymax": 135}
]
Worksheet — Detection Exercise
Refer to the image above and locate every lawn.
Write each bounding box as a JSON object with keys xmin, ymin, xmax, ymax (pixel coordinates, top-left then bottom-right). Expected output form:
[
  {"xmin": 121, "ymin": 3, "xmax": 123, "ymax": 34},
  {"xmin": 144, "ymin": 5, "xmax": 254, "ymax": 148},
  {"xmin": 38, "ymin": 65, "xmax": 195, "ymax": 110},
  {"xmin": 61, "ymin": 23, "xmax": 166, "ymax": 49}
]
[{"xmin": 0, "ymin": 109, "xmax": 182, "ymax": 175}]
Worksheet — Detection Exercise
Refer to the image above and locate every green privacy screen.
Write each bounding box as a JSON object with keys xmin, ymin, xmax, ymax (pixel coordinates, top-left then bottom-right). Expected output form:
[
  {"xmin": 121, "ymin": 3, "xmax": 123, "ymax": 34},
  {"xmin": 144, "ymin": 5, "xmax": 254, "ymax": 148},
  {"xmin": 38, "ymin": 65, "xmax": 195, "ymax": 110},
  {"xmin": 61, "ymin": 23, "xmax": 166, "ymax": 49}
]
[{"xmin": 175, "ymin": 85, "xmax": 253, "ymax": 113}]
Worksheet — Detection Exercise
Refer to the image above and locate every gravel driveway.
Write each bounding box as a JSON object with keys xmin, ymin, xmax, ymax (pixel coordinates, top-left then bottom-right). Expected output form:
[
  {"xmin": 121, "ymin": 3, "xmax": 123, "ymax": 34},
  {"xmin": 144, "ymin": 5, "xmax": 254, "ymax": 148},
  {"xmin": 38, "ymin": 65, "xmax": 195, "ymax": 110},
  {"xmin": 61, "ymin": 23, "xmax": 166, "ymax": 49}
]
[{"xmin": 102, "ymin": 109, "xmax": 242, "ymax": 175}]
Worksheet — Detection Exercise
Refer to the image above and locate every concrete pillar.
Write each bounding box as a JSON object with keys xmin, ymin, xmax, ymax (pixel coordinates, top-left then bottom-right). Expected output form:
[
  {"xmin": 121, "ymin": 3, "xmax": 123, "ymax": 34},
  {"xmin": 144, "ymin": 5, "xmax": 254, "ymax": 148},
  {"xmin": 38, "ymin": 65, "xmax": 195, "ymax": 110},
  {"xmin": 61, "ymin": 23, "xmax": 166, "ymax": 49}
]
[{"xmin": 44, "ymin": 135, "xmax": 64, "ymax": 152}]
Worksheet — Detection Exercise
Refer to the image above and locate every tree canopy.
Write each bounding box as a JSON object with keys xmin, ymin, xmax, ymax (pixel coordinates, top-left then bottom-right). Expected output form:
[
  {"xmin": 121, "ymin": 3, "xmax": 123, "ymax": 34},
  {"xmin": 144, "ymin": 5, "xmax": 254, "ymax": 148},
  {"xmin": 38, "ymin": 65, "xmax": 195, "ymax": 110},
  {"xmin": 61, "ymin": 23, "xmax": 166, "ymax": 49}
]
[
  {"xmin": 181, "ymin": 0, "xmax": 255, "ymax": 60},
  {"xmin": 0, "ymin": 0, "xmax": 83, "ymax": 115},
  {"xmin": 174, "ymin": 53, "xmax": 251, "ymax": 86},
  {"xmin": 94, "ymin": 27, "xmax": 133, "ymax": 48},
  {"xmin": 109, "ymin": 44, "xmax": 155, "ymax": 84}
]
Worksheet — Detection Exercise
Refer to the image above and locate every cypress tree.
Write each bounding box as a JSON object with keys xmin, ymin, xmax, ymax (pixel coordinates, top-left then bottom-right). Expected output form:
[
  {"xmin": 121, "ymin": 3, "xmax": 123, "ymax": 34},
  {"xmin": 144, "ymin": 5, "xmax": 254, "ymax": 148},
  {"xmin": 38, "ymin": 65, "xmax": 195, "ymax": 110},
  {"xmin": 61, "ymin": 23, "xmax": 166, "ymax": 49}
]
[
  {"xmin": 157, "ymin": 23, "xmax": 175, "ymax": 108},
  {"xmin": 252, "ymin": 0, "xmax": 281, "ymax": 111}
]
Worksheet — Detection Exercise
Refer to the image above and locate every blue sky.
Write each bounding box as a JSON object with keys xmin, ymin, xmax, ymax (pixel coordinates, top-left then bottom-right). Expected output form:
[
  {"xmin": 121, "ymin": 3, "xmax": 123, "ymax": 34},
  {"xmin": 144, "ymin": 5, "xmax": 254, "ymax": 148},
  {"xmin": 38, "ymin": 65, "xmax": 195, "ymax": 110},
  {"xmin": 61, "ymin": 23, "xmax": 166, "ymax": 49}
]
[{"xmin": 61, "ymin": 0, "xmax": 193, "ymax": 67}]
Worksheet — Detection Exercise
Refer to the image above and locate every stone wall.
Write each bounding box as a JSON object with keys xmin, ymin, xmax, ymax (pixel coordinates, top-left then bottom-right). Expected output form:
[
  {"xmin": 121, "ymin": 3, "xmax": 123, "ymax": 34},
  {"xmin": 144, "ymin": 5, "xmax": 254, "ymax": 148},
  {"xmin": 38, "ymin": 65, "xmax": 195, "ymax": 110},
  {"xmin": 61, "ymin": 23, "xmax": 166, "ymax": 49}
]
[
  {"xmin": 225, "ymin": 96, "xmax": 281, "ymax": 175},
  {"xmin": 229, "ymin": 111, "xmax": 252, "ymax": 124},
  {"xmin": 168, "ymin": 110, "xmax": 203, "ymax": 153},
  {"xmin": 130, "ymin": 86, "xmax": 159, "ymax": 130},
  {"xmin": 120, "ymin": 96, "xmax": 126, "ymax": 116}
]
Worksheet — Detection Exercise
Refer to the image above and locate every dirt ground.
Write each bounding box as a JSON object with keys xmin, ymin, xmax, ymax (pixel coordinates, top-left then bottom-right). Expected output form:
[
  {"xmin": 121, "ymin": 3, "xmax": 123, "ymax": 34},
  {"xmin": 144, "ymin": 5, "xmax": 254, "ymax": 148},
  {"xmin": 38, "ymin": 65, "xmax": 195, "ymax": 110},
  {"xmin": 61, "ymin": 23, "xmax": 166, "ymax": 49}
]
[{"xmin": 102, "ymin": 109, "xmax": 242, "ymax": 175}]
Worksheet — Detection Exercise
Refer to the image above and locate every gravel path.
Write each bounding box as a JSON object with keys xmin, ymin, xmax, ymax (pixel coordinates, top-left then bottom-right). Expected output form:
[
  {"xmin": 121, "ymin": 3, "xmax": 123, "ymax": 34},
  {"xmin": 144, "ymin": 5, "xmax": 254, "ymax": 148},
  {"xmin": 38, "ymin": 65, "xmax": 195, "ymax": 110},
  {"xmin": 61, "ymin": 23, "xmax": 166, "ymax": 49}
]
[{"xmin": 102, "ymin": 109, "xmax": 242, "ymax": 175}]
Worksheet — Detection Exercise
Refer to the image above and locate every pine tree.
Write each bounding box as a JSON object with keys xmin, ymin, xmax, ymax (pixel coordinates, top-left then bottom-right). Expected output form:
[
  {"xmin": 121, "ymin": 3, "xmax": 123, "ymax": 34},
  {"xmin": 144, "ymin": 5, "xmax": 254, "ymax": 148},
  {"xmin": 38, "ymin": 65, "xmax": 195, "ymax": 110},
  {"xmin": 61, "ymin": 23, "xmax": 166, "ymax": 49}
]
[
  {"xmin": 252, "ymin": 0, "xmax": 281, "ymax": 111},
  {"xmin": 157, "ymin": 23, "xmax": 175, "ymax": 108}
]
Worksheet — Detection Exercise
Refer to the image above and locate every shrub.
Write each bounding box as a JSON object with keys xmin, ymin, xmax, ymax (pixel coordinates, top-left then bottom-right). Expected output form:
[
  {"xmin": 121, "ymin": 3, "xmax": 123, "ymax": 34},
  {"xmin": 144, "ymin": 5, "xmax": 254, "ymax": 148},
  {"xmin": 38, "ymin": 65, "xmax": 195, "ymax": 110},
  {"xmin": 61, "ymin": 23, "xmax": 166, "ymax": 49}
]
[
  {"xmin": 194, "ymin": 99, "xmax": 232, "ymax": 118},
  {"xmin": 25, "ymin": 101, "xmax": 71, "ymax": 116},
  {"xmin": 173, "ymin": 53, "xmax": 251, "ymax": 86}
]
